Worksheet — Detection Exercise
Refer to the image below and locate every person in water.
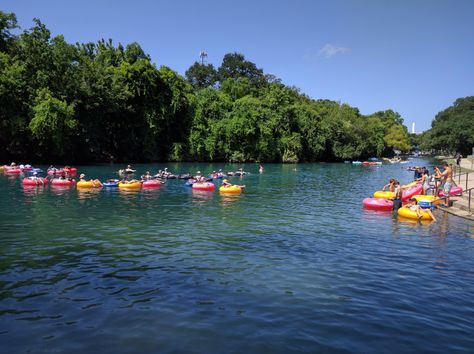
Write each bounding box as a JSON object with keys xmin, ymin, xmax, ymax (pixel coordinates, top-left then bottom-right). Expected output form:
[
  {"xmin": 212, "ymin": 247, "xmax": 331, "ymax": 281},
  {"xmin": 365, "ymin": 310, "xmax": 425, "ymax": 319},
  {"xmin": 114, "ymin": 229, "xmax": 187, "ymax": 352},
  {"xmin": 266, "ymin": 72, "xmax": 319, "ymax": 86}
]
[
  {"xmin": 259, "ymin": 164, "xmax": 264, "ymax": 173},
  {"xmin": 31, "ymin": 172, "xmax": 44, "ymax": 185},
  {"xmin": 407, "ymin": 198, "xmax": 437, "ymax": 221},
  {"xmin": 79, "ymin": 173, "xmax": 86, "ymax": 181},
  {"xmin": 435, "ymin": 162, "xmax": 453, "ymax": 207},
  {"xmin": 125, "ymin": 165, "xmax": 136, "ymax": 173},
  {"xmin": 222, "ymin": 179, "xmax": 231, "ymax": 187},
  {"xmin": 383, "ymin": 178, "xmax": 396, "ymax": 192},
  {"xmin": 392, "ymin": 181, "xmax": 403, "ymax": 211}
]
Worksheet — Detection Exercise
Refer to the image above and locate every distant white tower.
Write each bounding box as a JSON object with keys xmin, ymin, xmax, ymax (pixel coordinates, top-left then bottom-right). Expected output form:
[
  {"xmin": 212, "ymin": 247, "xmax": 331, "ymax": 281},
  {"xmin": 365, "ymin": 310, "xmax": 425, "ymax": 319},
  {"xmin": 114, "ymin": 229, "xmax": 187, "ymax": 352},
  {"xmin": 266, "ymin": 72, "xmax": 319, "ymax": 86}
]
[{"xmin": 411, "ymin": 122, "xmax": 416, "ymax": 134}]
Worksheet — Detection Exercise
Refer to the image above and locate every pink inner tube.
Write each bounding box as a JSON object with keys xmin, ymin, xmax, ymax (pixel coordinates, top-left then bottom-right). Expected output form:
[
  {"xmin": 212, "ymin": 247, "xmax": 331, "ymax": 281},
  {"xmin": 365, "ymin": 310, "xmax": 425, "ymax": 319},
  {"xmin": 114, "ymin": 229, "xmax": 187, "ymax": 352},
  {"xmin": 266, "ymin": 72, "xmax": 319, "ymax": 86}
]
[
  {"xmin": 362, "ymin": 197, "xmax": 394, "ymax": 211},
  {"xmin": 64, "ymin": 167, "xmax": 77, "ymax": 175},
  {"xmin": 48, "ymin": 169, "xmax": 65, "ymax": 175},
  {"xmin": 402, "ymin": 183, "xmax": 423, "ymax": 201},
  {"xmin": 192, "ymin": 182, "xmax": 215, "ymax": 191},
  {"xmin": 142, "ymin": 180, "xmax": 163, "ymax": 187},
  {"xmin": 22, "ymin": 177, "xmax": 49, "ymax": 186},
  {"xmin": 438, "ymin": 186, "xmax": 463, "ymax": 197},
  {"xmin": 51, "ymin": 178, "xmax": 76, "ymax": 186},
  {"xmin": 5, "ymin": 168, "xmax": 22, "ymax": 174}
]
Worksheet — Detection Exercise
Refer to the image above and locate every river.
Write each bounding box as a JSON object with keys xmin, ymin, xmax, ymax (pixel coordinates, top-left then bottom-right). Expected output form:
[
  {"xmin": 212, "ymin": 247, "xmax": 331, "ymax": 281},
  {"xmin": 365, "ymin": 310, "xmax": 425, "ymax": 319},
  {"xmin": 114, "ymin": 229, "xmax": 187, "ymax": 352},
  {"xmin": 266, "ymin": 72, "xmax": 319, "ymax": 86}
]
[{"xmin": 0, "ymin": 159, "xmax": 473, "ymax": 353}]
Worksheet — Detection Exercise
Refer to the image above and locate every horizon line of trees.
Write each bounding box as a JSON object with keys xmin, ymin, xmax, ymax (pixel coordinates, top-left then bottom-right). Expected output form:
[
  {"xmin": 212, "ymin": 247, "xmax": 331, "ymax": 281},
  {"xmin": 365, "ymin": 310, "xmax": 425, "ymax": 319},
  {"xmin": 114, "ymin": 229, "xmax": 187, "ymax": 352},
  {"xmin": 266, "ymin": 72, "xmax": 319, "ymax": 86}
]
[
  {"xmin": 413, "ymin": 97, "xmax": 474, "ymax": 156},
  {"xmin": 6, "ymin": 10, "xmax": 466, "ymax": 164}
]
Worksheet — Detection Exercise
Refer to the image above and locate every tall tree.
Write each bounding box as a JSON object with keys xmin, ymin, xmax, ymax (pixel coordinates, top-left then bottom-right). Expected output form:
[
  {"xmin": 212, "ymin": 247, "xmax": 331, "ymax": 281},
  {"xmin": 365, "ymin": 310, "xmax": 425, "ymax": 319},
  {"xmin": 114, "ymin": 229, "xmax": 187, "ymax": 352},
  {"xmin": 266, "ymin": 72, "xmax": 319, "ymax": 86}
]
[
  {"xmin": 185, "ymin": 62, "xmax": 217, "ymax": 89},
  {"xmin": 217, "ymin": 52, "xmax": 264, "ymax": 85}
]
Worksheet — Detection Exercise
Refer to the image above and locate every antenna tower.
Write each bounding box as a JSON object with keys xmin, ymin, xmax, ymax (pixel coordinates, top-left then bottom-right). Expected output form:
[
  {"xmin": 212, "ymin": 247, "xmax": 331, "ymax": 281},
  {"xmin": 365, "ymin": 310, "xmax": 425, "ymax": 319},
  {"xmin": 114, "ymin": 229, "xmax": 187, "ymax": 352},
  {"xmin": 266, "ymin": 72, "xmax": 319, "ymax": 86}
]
[{"xmin": 199, "ymin": 51, "xmax": 208, "ymax": 65}]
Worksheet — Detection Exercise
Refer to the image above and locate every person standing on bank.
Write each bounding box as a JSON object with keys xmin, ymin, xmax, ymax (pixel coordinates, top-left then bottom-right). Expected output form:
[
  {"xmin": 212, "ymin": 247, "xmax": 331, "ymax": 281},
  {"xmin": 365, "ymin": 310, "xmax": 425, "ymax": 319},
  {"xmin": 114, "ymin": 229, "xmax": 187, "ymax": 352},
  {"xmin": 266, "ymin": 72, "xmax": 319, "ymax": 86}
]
[
  {"xmin": 435, "ymin": 162, "xmax": 453, "ymax": 207},
  {"xmin": 456, "ymin": 153, "xmax": 462, "ymax": 166}
]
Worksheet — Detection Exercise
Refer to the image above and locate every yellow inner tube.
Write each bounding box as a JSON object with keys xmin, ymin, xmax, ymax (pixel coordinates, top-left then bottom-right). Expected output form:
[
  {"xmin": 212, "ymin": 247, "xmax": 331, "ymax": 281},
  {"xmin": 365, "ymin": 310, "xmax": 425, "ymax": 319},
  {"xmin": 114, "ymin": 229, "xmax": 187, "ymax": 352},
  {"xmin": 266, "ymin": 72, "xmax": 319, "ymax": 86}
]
[
  {"xmin": 118, "ymin": 181, "xmax": 141, "ymax": 189},
  {"xmin": 411, "ymin": 195, "xmax": 441, "ymax": 205},
  {"xmin": 77, "ymin": 179, "xmax": 102, "ymax": 188},
  {"xmin": 398, "ymin": 206, "xmax": 433, "ymax": 220},
  {"xmin": 373, "ymin": 191, "xmax": 395, "ymax": 199},
  {"xmin": 219, "ymin": 185, "xmax": 242, "ymax": 194}
]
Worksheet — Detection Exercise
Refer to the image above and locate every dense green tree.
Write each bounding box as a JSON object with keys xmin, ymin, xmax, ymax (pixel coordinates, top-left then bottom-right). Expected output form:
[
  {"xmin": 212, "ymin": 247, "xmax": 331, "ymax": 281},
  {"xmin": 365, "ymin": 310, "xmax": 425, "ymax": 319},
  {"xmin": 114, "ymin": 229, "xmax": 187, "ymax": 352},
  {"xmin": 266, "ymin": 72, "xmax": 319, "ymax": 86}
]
[
  {"xmin": 0, "ymin": 12, "xmax": 423, "ymax": 163},
  {"xmin": 0, "ymin": 11, "xmax": 18, "ymax": 52},
  {"xmin": 217, "ymin": 52, "xmax": 264, "ymax": 85},
  {"xmin": 422, "ymin": 97, "xmax": 474, "ymax": 155},
  {"xmin": 29, "ymin": 88, "xmax": 76, "ymax": 157},
  {"xmin": 185, "ymin": 62, "xmax": 217, "ymax": 89},
  {"xmin": 384, "ymin": 124, "xmax": 411, "ymax": 153}
]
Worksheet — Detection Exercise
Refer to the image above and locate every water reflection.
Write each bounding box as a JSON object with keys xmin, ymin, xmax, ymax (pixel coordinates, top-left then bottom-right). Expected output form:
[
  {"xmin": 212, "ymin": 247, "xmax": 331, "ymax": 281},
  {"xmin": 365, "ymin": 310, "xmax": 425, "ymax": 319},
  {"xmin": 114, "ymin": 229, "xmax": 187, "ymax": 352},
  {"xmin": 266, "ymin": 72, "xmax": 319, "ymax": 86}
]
[
  {"xmin": 50, "ymin": 185, "xmax": 75, "ymax": 196},
  {"xmin": 191, "ymin": 190, "xmax": 215, "ymax": 207},
  {"xmin": 118, "ymin": 188, "xmax": 141, "ymax": 198},
  {"xmin": 219, "ymin": 194, "xmax": 242, "ymax": 208},
  {"xmin": 77, "ymin": 188, "xmax": 102, "ymax": 200},
  {"xmin": 22, "ymin": 185, "xmax": 46, "ymax": 197}
]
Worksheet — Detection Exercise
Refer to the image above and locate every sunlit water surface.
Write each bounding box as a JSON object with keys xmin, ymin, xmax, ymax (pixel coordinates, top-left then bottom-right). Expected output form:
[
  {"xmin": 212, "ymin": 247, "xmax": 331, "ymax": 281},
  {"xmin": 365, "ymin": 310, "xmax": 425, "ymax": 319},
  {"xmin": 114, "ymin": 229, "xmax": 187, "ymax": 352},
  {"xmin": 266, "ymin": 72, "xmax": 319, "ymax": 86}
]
[{"xmin": 1, "ymin": 160, "xmax": 473, "ymax": 353}]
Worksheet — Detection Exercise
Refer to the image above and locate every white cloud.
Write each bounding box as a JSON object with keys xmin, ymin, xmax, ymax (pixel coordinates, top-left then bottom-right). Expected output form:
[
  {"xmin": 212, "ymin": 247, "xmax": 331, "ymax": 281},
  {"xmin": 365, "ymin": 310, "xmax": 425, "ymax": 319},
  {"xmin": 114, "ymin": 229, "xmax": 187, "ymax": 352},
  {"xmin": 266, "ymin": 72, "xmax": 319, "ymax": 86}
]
[{"xmin": 318, "ymin": 44, "xmax": 350, "ymax": 58}]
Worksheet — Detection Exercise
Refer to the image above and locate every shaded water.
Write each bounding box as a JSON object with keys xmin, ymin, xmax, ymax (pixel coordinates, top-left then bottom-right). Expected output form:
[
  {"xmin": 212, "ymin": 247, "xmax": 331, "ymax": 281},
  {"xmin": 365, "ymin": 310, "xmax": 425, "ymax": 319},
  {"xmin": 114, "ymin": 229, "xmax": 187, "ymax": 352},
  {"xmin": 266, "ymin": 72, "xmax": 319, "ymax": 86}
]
[{"xmin": 1, "ymin": 160, "xmax": 473, "ymax": 353}]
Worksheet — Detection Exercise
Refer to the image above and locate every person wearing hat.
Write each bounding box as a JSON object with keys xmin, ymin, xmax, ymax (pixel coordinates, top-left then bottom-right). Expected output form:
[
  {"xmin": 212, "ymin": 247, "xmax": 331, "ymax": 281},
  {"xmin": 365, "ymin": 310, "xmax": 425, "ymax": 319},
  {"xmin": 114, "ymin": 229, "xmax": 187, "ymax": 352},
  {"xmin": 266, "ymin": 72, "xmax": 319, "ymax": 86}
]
[
  {"xmin": 125, "ymin": 165, "xmax": 136, "ymax": 174},
  {"xmin": 79, "ymin": 173, "xmax": 86, "ymax": 181},
  {"xmin": 222, "ymin": 179, "xmax": 231, "ymax": 187}
]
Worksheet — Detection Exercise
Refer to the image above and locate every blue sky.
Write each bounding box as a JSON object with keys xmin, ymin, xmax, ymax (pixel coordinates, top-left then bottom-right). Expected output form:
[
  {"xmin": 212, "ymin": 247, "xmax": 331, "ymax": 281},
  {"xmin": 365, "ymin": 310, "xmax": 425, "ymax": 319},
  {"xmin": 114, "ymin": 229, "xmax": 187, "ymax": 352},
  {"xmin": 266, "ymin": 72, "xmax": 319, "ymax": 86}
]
[{"xmin": 3, "ymin": 0, "xmax": 473, "ymax": 132}]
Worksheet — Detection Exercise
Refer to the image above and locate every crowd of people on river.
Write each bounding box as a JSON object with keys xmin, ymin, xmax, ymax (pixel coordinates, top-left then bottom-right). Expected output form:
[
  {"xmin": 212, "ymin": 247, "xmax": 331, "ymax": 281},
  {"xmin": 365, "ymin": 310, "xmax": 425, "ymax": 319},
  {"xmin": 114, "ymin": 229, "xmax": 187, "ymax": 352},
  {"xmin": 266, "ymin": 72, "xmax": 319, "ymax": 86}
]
[{"xmin": 381, "ymin": 162, "xmax": 455, "ymax": 221}]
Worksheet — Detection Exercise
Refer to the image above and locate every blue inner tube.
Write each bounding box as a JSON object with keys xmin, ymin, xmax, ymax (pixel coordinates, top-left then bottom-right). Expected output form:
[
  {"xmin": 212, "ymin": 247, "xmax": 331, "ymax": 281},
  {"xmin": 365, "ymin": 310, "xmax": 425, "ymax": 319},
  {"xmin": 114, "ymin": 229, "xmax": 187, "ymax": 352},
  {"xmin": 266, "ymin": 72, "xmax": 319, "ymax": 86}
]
[{"xmin": 103, "ymin": 181, "xmax": 119, "ymax": 187}]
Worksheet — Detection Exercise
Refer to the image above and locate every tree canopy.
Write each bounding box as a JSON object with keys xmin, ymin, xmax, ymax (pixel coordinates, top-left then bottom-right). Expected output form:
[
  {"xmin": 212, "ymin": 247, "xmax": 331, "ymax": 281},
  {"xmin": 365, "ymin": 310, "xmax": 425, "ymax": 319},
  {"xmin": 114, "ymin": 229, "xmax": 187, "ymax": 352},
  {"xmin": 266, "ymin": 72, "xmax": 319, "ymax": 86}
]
[
  {"xmin": 419, "ymin": 97, "xmax": 474, "ymax": 156},
  {"xmin": 0, "ymin": 11, "xmax": 418, "ymax": 163}
]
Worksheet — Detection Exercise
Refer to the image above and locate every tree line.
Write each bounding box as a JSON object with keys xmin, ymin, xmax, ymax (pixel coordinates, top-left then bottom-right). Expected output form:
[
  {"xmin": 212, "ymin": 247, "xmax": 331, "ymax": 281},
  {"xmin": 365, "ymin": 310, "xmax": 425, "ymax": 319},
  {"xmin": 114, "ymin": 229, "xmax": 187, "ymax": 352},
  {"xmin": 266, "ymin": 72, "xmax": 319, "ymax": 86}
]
[
  {"xmin": 1, "ymin": 11, "xmax": 416, "ymax": 163},
  {"xmin": 415, "ymin": 97, "xmax": 474, "ymax": 156}
]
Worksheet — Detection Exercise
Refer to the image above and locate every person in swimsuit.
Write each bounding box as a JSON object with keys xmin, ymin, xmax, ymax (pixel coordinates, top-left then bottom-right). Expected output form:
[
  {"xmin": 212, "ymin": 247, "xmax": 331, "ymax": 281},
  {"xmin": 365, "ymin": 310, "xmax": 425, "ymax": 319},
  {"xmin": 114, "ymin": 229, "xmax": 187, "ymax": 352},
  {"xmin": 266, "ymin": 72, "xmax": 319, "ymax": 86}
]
[
  {"xmin": 383, "ymin": 178, "xmax": 396, "ymax": 192},
  {"xmin": 407, "ymin": 198, "xmax": 437, "ymax": 221},
  {"xmin": 435, "ymin": 162, "xmax": 453, "ymax": 207},
  {"xmin": 392, "ymin": 181, "xmax": 403, "ymax": 211}
]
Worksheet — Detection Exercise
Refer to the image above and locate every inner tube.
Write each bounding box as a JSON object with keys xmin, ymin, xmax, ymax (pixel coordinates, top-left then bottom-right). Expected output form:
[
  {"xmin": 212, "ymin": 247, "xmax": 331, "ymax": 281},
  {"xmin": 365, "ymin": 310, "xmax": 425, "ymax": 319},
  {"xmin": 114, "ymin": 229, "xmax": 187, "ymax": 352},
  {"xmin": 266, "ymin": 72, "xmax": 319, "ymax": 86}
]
[
  {"xmin": 63, "ymin": 167, "xmax": 77, "ymax": 175},
  {"xmin": 77, "ymin": 180, "xmax": 102, "ymax": 188},
  {"xmin": 362, "ymin": 197, "xmax": 393, "ymax": 211},
  {"xmin": 48, "ymin": 169, "xmax": 65, "ymax": 175},
  {"xmin": 5, "ymin": 168, "xmax": 22, "ymax": 174},
  {"xmin": 401, "ymin": 184, "xmax": 423, "ymax": 201},
  {"xmin": 103, "ymin": 179, "xmax": 119, "ymax": 187},
  {"xmin": 398, "ymin": 206, "xmax": 434, "ymax": 220},
  {"xmin": 401, "ymin": 181, "xmax": 418, "ymax": 188},
  {"xmin": 51, "ymin": 178, "xmax": 76, "ymax": 186},
  {"xmin": 142, "ymin": 180, "xmax": 163, "ymax": 187},
  {"xmin": 219, "ymin": 185, "xmax": 242, "ymax": 194},
  {"xmin": 373, "ymin": 191, "xmax": 395, "ymax": 199},
  {"xmin": 438, "ymin": 186, "xmax": 463, "ymax": 197},
  {"xmin": 22, "ymin": 177, "xmax": 49, "ymax": 186},
  {"xmin": 192, "ymin": 182, "xmax": 215, "ymax": 191},
  {"xmin": 414, "ymin": 195, "xmax": 440, "ymax": 209},
  {"xmin": 118, "ymin": 181, "xmax": 141, "ymax": 189}
]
